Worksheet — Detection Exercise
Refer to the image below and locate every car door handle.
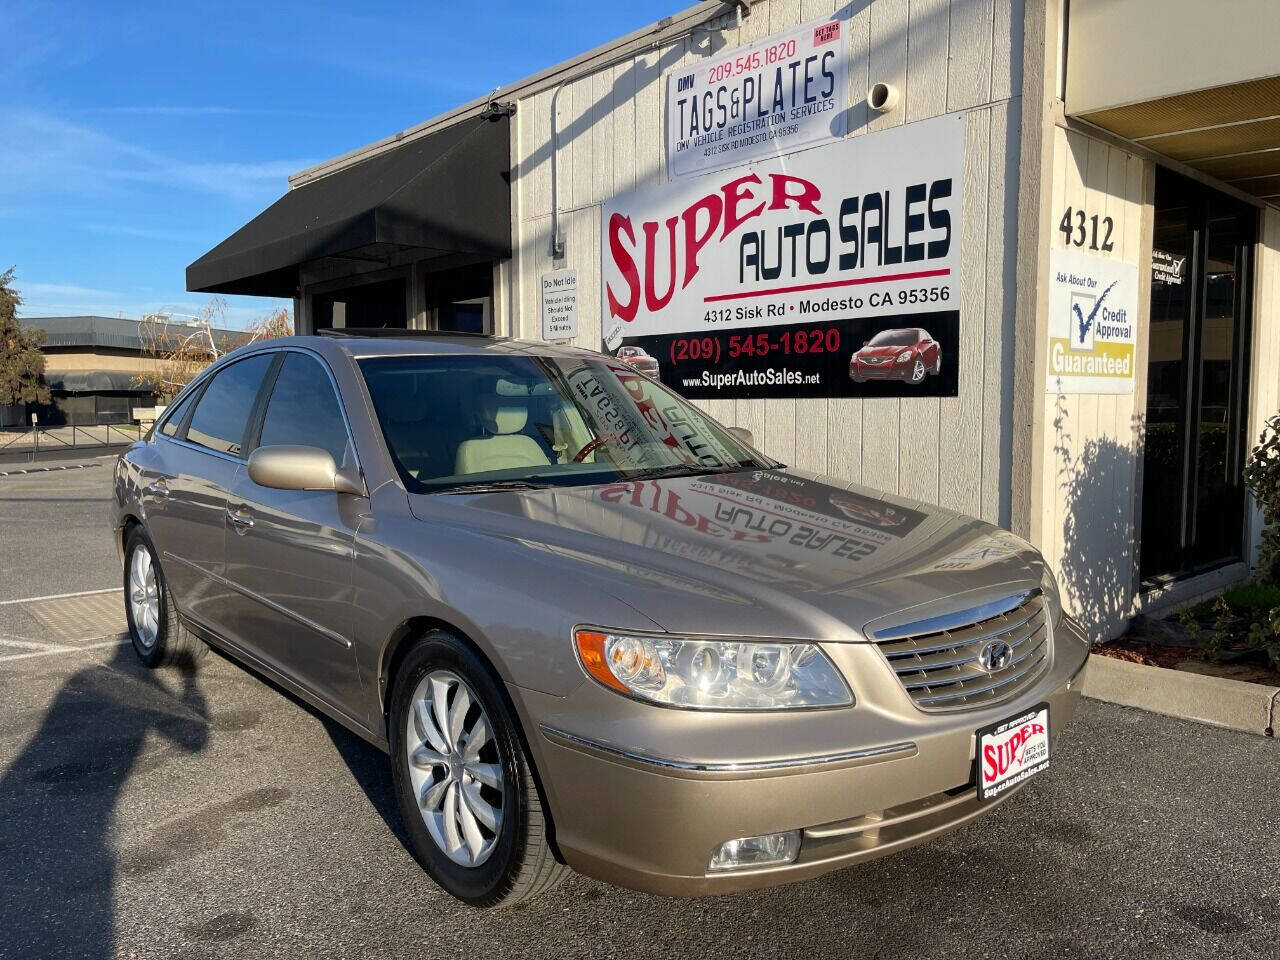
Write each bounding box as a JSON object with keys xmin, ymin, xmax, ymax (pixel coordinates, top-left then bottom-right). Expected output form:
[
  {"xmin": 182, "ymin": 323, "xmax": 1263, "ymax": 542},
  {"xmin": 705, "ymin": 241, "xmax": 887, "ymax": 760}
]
[
  {"xmin": 145, "ymin": 479, "xmax": 170, "ymax": 499},
  {"xmin": 226, "ymin": 506, "xmax": 255, "ymax": 531}
]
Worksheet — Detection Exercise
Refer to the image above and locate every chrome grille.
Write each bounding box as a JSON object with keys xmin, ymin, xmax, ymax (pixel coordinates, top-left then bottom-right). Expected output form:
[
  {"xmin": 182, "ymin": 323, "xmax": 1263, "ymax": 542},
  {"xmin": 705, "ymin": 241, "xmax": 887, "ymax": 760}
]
[{"xmin": 872, "ymin": 591, "xmax": 1050, "ymax": 711}]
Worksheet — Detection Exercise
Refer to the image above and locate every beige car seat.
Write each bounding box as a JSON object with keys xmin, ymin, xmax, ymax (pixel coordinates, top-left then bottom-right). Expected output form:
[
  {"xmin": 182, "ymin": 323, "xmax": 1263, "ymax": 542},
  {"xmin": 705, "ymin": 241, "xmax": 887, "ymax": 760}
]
[{"xmin": 454, "ymin": 398, "xmax": 551, "ymax": 475}]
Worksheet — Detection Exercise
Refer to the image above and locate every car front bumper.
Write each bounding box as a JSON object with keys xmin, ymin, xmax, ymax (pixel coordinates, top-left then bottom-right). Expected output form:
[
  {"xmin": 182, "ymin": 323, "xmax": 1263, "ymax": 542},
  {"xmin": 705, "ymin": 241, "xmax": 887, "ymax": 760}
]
[
  {"xmin": 513, "ymin": 616, "xmax": 1090, "ymax": 896},
  {"xmin": 850, "ymin": 358, "xmax": 913, "ymax": 380}
]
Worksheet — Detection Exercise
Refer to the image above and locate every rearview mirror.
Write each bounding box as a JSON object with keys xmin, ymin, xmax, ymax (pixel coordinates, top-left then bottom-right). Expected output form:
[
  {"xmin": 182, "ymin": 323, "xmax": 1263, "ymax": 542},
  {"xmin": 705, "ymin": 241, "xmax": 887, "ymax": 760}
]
[
  {"xmin": 248, "ymin": 445, "xmax": 364, "ymax": 495},
  {"xmin": 727, "ymin": 426, "xmax": 754, "ymax": 447}
]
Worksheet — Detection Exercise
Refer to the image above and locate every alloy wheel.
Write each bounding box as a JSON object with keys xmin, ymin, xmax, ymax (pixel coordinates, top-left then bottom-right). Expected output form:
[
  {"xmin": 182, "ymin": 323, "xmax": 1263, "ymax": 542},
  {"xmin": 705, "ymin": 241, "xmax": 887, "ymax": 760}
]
[
  {"xmin": 912, "ymin": 359, "xmax": 926, "ymax": 383},
  {"xmin": 128, "ymin": 545, "xmax": 160, "ymax": 650},
  {"xmin": 405, "ymin": 670, "xmax": 505, "ymax": 867}
]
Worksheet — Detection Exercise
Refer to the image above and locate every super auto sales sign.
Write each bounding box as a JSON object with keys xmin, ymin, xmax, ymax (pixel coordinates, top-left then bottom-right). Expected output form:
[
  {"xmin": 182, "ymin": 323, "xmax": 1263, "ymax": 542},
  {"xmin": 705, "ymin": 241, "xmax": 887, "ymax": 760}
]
[{"xmin": 601, "ymin": 114, "xmax": 964, "ymax": 400}]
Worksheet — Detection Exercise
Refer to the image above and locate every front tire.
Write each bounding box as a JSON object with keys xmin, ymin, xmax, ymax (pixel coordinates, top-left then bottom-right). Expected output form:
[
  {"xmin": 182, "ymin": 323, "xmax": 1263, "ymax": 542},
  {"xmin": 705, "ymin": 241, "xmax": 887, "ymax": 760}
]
[
  {"xmin": 910, "ymin": 359, "xmax": 927, "ymax": 383},
  {"xmin": 388, "ymin": 632, "xmax": 568, "ymax": 908},
  {"xmin": 123, "ymin": 525, "xmax": 207, "ymax": 668}
]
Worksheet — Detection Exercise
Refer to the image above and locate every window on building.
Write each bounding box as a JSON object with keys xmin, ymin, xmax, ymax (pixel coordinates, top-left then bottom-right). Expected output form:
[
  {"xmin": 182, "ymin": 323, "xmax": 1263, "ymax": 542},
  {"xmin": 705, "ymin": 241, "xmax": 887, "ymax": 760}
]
[
  {"xmin": 256, "ymin": 353, "xmax": 350, "ymax": 465},
  {"xmin": 426, "ymin": 263, "xmax": 492, "ymax": 334},
  {"xmin": 185, "ymin": 354, "xmax": 274, "ymax": 457},
  {"xmin": 314, "ymin": 277, "xmax": 408, "ymax": 330}
]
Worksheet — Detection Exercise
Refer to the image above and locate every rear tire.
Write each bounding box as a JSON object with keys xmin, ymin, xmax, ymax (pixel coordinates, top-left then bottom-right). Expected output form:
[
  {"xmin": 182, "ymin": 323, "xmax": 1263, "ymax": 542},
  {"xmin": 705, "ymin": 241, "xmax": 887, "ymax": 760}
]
[
  {"xmin": 123, "ymin": 525, "xmax": 207, "ymax": 669},
  {"xmin": 388, "ymin": 632, "xmax": 568, "ymax": 908}
]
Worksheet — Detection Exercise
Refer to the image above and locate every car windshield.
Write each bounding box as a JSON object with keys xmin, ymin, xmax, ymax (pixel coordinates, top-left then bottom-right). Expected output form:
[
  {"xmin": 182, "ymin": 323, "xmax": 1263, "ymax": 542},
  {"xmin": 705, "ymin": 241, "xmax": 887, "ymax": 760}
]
[
  {"xmin": 867, "ymin": 329, "xmax": 918, "ymax": 347},
  {"xmin": 359, "ymin": 353, "xmax": 770, "ymax": 493}
]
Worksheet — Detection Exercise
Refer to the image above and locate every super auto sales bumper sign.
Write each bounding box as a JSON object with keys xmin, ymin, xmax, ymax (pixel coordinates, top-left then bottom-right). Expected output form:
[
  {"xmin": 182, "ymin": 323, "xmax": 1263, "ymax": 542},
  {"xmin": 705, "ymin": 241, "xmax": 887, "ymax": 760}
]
[{"xmin": 601, "ymin": 114, "xmax": 964, "ymax": 400}]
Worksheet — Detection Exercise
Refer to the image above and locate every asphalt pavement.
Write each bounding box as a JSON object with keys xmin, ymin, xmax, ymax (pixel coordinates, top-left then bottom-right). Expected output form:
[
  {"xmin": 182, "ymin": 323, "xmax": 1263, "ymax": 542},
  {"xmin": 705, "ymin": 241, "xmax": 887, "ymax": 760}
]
[{"xmin": 1, "ymin": 468, "xmax": 1277, "ymax": 960}]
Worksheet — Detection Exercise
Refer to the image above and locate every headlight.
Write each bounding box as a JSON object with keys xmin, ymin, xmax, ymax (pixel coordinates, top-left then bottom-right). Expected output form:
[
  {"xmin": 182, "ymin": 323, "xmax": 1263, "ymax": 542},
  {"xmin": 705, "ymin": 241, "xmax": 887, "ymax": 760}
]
[
  {"xmin": 574, "ymin": 629, "xmax": 852, "ymax": 710},
  {"xmin": 896, "ymin": 350, "xmax": 913, "ymax": 362}
]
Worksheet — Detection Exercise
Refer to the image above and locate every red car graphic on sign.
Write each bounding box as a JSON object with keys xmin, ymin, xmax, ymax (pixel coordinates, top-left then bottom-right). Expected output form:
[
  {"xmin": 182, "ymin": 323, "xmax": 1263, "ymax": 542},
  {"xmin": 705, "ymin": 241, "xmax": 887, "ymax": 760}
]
[
  {"xmin": 849, "ymin": 328, "xmax": 941, "ymax": 384},
  {"xmin": 615, "ymin": 345, "xmax": 660, "ymax": 378}
]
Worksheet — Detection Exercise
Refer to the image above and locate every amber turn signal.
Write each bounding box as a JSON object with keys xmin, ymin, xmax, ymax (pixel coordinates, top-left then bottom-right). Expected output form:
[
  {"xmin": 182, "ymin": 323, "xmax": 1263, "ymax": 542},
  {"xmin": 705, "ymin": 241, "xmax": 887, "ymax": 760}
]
[{"xmin": 574, "ymin": 629, "xmax": 629, "ymax": 693}]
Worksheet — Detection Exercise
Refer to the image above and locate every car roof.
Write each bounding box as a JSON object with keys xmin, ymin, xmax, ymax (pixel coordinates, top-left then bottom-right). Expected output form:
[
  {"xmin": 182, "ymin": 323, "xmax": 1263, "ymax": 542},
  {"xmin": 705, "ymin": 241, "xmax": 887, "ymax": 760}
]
[{"xmin": 225, "ymin": 332, "xmax": 603, "ymax": 364}]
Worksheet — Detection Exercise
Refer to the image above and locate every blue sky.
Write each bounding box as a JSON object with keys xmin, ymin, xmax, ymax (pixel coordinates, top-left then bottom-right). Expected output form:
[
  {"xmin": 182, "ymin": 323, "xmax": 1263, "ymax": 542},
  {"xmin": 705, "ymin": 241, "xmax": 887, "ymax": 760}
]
[{"xmin": 2, "ymin": 0, "xmax": 679, "ymax": 327}]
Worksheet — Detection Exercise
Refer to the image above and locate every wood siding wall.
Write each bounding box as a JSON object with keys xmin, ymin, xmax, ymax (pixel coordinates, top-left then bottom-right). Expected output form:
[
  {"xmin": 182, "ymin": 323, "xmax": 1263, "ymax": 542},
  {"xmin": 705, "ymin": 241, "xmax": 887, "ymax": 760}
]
[
  {"xmin": 509, "ymin": 0, "xmax": 1027, "ymax": 529},
  {"xmin": 1037, "ymin": 127, "xmax": 1150, "ymax": 642}
]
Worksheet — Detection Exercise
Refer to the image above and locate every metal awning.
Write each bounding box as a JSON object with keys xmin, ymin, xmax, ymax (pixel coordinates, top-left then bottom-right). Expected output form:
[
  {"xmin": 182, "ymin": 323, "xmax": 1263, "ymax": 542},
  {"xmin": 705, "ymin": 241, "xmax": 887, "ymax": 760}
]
[{"xmin": 186, "ymin": 116, "xmax": 512, "ymax": 297}]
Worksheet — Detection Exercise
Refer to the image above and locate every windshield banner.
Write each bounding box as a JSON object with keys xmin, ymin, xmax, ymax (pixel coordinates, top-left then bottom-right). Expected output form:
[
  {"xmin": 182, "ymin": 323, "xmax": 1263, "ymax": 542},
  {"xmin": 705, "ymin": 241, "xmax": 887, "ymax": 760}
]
[{"xmin": 601, "ymin": 114, "xmax": 964, "ymax": 400}]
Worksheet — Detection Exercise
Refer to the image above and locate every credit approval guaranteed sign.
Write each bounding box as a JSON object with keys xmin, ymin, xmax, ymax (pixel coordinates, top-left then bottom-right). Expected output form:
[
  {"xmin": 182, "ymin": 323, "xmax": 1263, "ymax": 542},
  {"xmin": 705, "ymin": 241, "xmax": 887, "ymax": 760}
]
[
  {"xmin": 1046, "ymin": 247, "xmax": 1138, "ymax": 395},
  {"xmin": 601, "ymin": 114, "xmax": 965, "ymax": 400},
  {"xmin": 666, "ymin": 14, "xmax": 848, "ymax": 181}
]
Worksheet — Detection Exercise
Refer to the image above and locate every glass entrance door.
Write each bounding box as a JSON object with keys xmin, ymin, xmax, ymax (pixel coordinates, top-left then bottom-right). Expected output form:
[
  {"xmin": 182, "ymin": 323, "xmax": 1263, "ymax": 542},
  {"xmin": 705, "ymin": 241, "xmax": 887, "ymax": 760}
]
[{"xmin": 1140, "ymin": 170, "xmax": 1256, "ymax": 582}]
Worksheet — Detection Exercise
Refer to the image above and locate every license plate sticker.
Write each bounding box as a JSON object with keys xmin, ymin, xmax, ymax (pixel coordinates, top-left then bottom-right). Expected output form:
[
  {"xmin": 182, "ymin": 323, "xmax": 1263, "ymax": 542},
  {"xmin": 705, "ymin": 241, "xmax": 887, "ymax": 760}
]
[{"xmin": 975, "ymin": 703, "xmax": 1050, "ymax": 801}]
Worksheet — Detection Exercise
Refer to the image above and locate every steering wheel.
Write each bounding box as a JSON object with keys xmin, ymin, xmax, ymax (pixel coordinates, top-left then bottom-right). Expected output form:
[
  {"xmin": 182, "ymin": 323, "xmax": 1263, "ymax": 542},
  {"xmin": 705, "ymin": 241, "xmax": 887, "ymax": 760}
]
[{"xmin": 571, "ymin": 436, "xmax": 610, "ymax": 463}]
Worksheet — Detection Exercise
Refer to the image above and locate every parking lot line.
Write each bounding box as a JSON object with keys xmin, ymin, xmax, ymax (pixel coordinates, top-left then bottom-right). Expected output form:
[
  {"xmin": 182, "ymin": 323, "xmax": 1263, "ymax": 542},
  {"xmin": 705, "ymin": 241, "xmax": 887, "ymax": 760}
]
[
  {"xmin": 0, "ymin": 586, "xmax": 121, "ymax": 607},
  {"xmin": 0, "ymin": 636, "xmax": 126, "ymax": 662},
  {"xmin": 0, "ymin": 637, "xmax": 69, "ymax": 651}
]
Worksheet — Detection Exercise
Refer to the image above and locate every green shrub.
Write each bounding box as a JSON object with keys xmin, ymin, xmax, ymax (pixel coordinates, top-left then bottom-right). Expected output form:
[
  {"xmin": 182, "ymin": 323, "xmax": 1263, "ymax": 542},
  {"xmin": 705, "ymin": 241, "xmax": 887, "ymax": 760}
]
[
  {"xmin": 1245, "ymin": 607, "xmax": 1280, "ymax": 670},
  {"xmin": 1243, "ymin": 413, "xmax": 1280, "ymax": 584},
  {"xmin": 1222, "ymin": 581, "xmax": 1280, "ymax": 613}
]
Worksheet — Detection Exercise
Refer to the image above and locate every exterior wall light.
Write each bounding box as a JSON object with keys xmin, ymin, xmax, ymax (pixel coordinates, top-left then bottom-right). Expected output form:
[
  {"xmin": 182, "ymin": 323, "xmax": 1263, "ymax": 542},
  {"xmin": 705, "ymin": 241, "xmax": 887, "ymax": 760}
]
[{"xmin": 868, "ymin": 82, "xmax": 900, "ymax": 114}]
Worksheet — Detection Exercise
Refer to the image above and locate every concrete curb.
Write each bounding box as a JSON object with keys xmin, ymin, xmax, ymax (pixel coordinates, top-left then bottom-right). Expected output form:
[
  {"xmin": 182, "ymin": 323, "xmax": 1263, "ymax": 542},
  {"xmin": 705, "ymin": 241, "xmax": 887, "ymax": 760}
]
[
  {"xmin": 1082, "ymin": 653, "xmax": 1279, "ymax": 737},
  {"xmin": 0, "ymin": 462, "xmax": 104, "ymax": 478}
]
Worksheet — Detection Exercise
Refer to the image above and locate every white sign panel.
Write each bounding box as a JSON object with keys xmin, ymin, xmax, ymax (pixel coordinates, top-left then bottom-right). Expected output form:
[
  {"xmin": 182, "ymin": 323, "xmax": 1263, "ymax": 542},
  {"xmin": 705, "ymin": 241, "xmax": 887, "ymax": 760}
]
[
  {"xmin": 602, "ymin": 114, "xmax": 965, "ymax": 400},
  {"xmin": 666, "ymin": 14, "xmax": 848, "ymax": 181},
  {"xmin": 1046, "ymin": 248, "xmax": 1138, "ymax": 394},
  {"xmin": 540, "ymin": 269, "xmax": 578, "ymax": 341}
]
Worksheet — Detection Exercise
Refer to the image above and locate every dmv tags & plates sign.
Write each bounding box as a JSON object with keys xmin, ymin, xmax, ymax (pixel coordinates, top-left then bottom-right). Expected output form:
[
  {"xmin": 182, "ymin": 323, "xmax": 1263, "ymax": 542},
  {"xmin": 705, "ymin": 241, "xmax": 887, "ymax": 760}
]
[{"xmin": 666, "ymin": 14, "xmax": 848, "ymax": 181}]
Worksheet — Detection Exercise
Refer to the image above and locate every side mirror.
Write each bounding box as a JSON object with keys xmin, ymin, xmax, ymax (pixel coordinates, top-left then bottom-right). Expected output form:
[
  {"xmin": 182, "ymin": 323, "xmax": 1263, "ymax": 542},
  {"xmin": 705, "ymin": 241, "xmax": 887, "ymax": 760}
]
[
  {"xmin": 248, "ymin": 444, "xmax": 365, "ymax": 495},
  {"xmin": 727, "ymin": 426, "xmax": 754, "ymax": 447}
]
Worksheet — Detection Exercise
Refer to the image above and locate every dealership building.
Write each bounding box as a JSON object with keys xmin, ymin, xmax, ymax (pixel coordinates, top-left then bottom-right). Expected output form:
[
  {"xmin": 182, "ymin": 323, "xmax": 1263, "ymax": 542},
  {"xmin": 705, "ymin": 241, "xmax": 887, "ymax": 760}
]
[{"xmin": 188, "ymin": 0, "xmax": 1280, "ymax": 642}]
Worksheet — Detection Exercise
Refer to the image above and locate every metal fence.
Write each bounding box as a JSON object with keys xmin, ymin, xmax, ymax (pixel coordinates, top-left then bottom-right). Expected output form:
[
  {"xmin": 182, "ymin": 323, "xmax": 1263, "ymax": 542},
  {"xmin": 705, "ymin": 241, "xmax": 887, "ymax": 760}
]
[{"xmin": 0, "ymin": 424, "xmax": 144, "ymax": 460}]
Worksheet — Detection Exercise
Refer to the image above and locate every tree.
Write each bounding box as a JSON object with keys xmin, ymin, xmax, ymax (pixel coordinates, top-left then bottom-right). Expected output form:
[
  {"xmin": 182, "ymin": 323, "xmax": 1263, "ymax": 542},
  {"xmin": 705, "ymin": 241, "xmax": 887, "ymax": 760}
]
[
  {"xmin": 0, "ymin": 267, "xmax": 52, "ymax": 408},
  {"xmin": 133, "ymin": 298, "xmax": 292, "ymax": 403}
]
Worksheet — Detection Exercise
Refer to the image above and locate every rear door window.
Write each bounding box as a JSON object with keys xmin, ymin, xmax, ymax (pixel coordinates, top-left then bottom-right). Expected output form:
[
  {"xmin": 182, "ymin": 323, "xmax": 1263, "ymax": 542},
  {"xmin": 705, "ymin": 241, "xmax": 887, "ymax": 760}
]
[
  {"xmin": 185, "ymin": 354, "xmax": 274, "ymax": 457},
  {"xmin": 256, "ymin": 353, "xmax": 350, "ymax": 465},
  {"xmin": 158, "ymin": 388, "xmax": 198, "ymax": 438}
]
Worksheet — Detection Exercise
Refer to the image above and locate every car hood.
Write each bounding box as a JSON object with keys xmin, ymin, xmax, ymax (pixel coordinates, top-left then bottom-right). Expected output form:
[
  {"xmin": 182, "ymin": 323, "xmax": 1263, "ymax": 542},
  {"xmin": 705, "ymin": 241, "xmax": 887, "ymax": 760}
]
[
  {"xmin": 406, "ymin": 469, "xmax": 1046, "ymax": 642},
  {"xmin": 856, "ymin": 345, "xmax": 912, "ymax": 358}
]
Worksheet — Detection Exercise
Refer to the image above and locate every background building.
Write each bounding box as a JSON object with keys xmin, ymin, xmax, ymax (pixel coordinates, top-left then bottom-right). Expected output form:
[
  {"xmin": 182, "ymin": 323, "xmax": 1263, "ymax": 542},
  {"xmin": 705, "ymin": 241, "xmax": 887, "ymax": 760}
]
[
  {"xmin": 187, "ymin": 0, "xmax": 1280, "ymax": 642},
  {"xmin": 12, "ymin": 315, "xmax": 247, "ymax": 426}
]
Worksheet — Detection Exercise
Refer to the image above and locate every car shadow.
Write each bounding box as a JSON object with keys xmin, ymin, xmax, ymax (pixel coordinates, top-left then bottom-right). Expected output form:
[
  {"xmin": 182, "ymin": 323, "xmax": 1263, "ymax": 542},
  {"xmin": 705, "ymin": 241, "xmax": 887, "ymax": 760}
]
[
  {"xmin": 202, "ymin": 649, "xmax": 409, "ymax": 852},
  {"xmin": 317, "ymin": 715, "xmax": 410, "ymax": 850},
  {"xmin": 0, "ymin": 642, "xmax": 208, "ymax": 960}
]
